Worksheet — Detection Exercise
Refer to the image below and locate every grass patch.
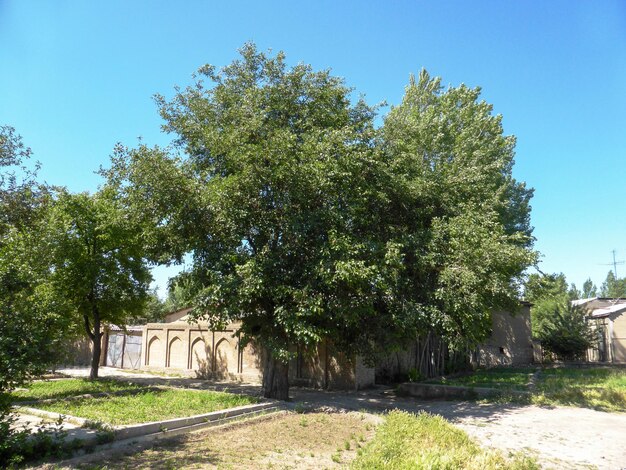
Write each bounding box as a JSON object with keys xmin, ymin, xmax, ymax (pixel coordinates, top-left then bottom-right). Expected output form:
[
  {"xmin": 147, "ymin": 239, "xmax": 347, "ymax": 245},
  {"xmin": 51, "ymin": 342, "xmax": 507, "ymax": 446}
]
[
  {"xmin": 10, "ymin": 378, "xmax": 144, "ymax": 402},
  {"xmin": 428, "ymin": 367, "xmax": 535, "ymax": 391},
  {"xmin": 532, "ymin": 367, "xmax": 626, "ymax": 412},
  {"xmin": 32, "ymin": 388, "xmax": 257, "ymax": 425},
  {"xmin": 432, "ymin": 366, "xmax": 626, "ymax": 412},
  {"xmin": 351, "ymin": 410, "xmax": 538, "ymax": 469}
]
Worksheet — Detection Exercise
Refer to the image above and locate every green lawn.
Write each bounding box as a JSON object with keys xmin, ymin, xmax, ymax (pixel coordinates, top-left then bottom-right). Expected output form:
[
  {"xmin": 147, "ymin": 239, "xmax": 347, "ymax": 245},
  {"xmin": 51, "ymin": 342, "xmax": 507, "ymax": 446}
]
[
  {"xmin": 351, "ymin": 410, "xmax": 538, "ymax": 469},
  {"xmin": 11, "ymin": 378, "xmax": 144, "ymax": 402},
  {"xmin": 428, "ymin": 366, "xmax": 626, "ymax": 412},
  {"xmin": 533, "ymin": 367, "xmax": 626, "ymax": 412},
  {"xmin": 428, "ymin": 367, "xmax": 535, "ymax": 391},
  {"xmin": 30, "ymin": 388, "xmax": 258, "ymax": 425}
]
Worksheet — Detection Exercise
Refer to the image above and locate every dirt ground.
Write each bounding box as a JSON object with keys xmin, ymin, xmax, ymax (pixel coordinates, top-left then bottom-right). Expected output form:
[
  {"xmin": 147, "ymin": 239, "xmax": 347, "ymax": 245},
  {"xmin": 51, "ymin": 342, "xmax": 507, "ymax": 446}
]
[
  {"xmin": 56, "ymin": 367, "xmax": 626, "ymax": 469},
  {"xmin": 66, "ymin": 411, "xmax": 381, "ymax": 469}
]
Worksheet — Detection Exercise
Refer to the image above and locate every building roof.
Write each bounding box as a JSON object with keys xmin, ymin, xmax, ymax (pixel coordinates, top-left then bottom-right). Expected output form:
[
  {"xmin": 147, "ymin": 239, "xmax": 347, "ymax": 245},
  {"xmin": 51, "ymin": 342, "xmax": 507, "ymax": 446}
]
[
  {"xmin": 574, "ymin": 298, "xmax": 626, "ymax": 318},
  {"xmin": 108, "ymin": 324, "xmax": 144, "ymax": 332}
]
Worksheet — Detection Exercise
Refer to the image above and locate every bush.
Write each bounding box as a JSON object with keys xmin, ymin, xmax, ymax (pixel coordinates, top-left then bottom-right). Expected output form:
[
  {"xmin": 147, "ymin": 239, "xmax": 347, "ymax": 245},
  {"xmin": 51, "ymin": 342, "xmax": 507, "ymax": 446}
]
[{"xmin": 536, "ymin": 302, "xmax": 595, "ymax": 361}]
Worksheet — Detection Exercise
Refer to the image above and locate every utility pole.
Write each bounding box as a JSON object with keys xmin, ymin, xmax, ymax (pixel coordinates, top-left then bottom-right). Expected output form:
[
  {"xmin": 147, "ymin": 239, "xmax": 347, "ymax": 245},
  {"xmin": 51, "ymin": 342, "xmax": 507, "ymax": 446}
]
[{"xmin": 605, "ymin": 250, "xmax": 625, "ymax": 278}]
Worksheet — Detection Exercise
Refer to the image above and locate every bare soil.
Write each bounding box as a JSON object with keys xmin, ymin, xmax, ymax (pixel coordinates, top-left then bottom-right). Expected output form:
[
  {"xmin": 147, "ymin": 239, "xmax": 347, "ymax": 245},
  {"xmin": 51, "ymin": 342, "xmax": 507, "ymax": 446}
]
[{"xmin": 68, "ymin": 411, "xmax": 380, "ymax": 469}]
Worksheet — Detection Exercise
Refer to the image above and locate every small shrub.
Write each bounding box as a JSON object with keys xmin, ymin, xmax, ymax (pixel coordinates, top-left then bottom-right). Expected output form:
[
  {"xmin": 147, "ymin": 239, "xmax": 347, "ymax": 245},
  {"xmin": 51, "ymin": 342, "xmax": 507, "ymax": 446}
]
[{"xmin": 407, "ymin": 368, "xmax": 423, "ymax": 383}]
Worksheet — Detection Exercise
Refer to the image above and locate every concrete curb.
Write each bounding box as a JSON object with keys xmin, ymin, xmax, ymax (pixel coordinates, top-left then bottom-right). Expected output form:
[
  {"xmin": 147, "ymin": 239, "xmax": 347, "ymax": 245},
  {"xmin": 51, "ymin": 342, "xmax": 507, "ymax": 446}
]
[
  {"xmin": 113, "ymin": 401, "xmax": 279, "ymax": 440},
  {"xmin": 396, "ymin": 382, "xmax": 530, "ymax": 399}
]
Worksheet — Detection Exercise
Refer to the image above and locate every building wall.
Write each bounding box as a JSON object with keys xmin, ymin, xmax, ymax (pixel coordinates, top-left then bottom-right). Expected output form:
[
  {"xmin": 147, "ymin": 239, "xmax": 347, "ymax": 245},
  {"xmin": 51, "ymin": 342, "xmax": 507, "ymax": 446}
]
[
  {"xmin": 141, "ymin": 321, "xmax": 264, "ymax": 382},
  {"xmin": 478, "ymin": 306, "xmax": 533, "ymax": 367},
  {"xmin": 611, "ymin": 312, "xmax": 626, "ymax": 362},
  {"xmin": 60, "ymin": 336, "xmax": 106, "ymax": 367}
]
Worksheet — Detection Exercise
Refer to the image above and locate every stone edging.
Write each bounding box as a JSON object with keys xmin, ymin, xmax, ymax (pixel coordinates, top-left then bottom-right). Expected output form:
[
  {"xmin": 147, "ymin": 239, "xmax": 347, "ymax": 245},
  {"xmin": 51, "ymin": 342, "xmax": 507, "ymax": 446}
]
[
  {"xmin": 397, "ymin": 382, "xmax": 530, "ymax": 399},
  {"xmin": 114, "ymin": 401, "xmax": 280, "ymax": 440}
]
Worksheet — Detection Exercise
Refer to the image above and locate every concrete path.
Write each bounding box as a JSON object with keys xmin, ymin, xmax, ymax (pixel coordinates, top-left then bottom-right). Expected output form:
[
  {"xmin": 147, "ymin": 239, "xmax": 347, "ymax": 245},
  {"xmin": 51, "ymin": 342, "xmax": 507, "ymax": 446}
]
[{"xmin": 52, "ymin": 367, "xmax": 626, "ymax": 469}]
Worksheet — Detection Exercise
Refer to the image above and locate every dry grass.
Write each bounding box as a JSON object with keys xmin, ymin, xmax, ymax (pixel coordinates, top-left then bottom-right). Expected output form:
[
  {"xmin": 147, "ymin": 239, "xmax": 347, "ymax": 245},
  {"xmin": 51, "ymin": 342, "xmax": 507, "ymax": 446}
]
[{"xmin": 74, "ymin": 411, "xmax": 380, "ymax": 469}]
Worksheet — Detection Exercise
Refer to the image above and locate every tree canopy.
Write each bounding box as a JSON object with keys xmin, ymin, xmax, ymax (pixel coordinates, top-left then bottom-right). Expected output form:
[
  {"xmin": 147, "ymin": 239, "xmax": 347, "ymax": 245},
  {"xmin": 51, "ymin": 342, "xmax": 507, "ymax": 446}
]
[
  {"xmin": 104, "ymin": 44, "xmax": 537, "ymax": 399},
  {"xmin": 45, "ymin": 190, "xmax": 152, "ymax": 379},
  {"xmin": 524, "ymin": 272, "xmax": 594, "ymax": 360},
  {"xmin": 599, "ymin": 271, "xmax": 626, "ymax": 298}
]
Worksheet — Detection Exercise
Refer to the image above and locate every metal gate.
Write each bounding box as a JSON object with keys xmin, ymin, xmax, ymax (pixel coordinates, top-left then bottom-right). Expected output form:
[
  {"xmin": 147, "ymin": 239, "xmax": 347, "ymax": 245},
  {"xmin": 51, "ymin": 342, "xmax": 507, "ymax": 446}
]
[
  {"xmin": 123, "ymin": 334, "xmax": 143, "ymax": 369},
  {"xmin": 106, "ymin": 331, "xmax": 143, "ymax": 369},
  {"xmin": 106, "ymin": 333, "xmax": 124, "ymax": 368}
]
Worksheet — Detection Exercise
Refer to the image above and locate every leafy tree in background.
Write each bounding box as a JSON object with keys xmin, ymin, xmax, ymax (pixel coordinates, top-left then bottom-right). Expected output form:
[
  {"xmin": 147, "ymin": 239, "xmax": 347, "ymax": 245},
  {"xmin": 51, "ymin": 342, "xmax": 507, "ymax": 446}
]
[
  {"xmin": 142, "ymin": 289, "xmax": 167, "ymax": 323},
  {"xmin": 381, "ymin": 70, "xmax": 537, "ymax": 347},
  {"xmin": 163, "ymin": 275, "xmax": 196, "ymax": 313},
  {"xmin": 599, "ymin": 271, "xmax": 626, "ymax": 298},
  {"xmin": 104, "ymin": 46, "xmax": 537, "ymax": 399},
  {"xmin": 46, "ymin": 190, "xmax": 152, "ymax": 379},
  {"xmin": 525, "ymin": 272, "xmax": 594, "ymax": 360},
  {"xmin": 582, "ymin": 278, "xmax": 598, "ymax": 299},
  {"xmin": 536, "ymin": 301, "xmax": 595, "ymax": 360}
]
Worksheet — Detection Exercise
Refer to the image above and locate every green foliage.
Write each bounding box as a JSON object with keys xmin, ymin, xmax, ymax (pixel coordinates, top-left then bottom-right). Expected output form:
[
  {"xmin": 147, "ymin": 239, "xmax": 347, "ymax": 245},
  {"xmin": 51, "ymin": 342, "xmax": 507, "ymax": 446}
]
[
  {"xmin": 34, "ymin": 388, "xmax": 257, "ymax": 425},
  {"xmin": 525, "ymin": 273, "xmax": 595, "ymax": 360},
  {"xmin": 351, "ymin": 410, "xmax": 538, "ymax": 469},
  {"xmin": 103, "ymin": 45, "xmax": 536, "ymax": 397},
  {"xmin": 163, "ymin": 275, "xmax": 196, "ymax": 313},
  {"xmin": 581, "ymin": 278, "xmax": 597, "ymax": 299},
  {"xmin": 45, "ymin": 190, "xmax": 152, "ymax": 377},
  {"xmin": 381, "ymin": 69, "xmax": 537, "ymax": 346},
  {"xmin": 142, "ymin": 289, "xmax": 167, "ymax": 323},
  {"xmin": 407, "ymin": 368, "xmax": 422, "ymax": 383},
  {"xmin": 599, "ymin": 270, "xmax": 626, "ymax": 298},
  {"xmin": 0, "ymin": 415, "xmax": 74, "ymax": 468},
  {"xmin": 537, "ymin": 302, "xmax": 595, "ymax": 361},
  {"xmin": 1, "ymin": 126, "xmax": 74, "ymax": 463}
]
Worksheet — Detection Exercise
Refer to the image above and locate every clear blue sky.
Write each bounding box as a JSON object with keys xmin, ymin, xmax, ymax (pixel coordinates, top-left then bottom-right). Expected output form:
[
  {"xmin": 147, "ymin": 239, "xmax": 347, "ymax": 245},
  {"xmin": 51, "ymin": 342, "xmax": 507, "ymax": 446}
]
[{"xmin": 1, "ymin": 0, "xmax": 625, "ymax": 297}]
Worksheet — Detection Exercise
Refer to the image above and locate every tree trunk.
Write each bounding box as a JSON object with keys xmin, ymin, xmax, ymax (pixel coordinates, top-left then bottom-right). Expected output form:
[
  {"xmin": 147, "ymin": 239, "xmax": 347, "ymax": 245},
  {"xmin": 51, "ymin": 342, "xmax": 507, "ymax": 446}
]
[
  {"xmin": 89, "ymin": 314, "xmax": 101, "ymax": 380},
  {"xmin": 262, "ymin": 350, "xmax": 289, "ymax": 400}
]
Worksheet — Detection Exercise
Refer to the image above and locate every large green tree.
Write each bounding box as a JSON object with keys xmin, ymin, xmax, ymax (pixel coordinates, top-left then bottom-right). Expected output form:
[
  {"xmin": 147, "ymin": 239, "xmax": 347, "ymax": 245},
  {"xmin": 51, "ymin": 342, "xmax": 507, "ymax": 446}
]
[
  {"xmin": 104, "ymin": 44, "xmax": 393, "ymax": 399},
  {"xmin": 0, "ymin": 126, "xmax": 70, "ymax": 387},
  {"xmin": 599, "ymin": 271, "xmax": 626, "ymax": 298},
  {"xmin": 381, "ymin": 70, "xmax": 537, "ymax": 347},
  {"xmin": 46, "ymin": 190, "xmax": 152, "ymax": 379},
  {"xmin": 104, "ymin": 46, "xmax": 536, "ymax": 399}
]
